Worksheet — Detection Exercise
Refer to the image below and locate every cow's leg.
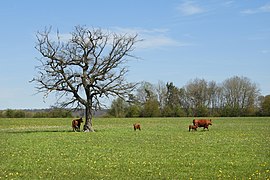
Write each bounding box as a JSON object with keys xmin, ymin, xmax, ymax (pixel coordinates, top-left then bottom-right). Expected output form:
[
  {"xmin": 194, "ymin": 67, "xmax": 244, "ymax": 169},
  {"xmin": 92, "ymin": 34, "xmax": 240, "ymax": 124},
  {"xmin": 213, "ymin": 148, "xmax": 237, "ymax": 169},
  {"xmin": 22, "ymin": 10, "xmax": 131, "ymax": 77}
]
[{"xmin": 73, "ymin": 125, "xmax": 80, "ymax": 132}]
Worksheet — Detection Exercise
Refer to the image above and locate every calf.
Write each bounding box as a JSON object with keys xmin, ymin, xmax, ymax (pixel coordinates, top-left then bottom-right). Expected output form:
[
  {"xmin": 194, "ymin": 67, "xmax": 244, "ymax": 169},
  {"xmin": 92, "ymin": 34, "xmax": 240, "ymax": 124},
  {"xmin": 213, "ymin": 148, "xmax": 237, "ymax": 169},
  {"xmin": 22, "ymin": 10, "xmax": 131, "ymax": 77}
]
[
  {"xmin": 72, "ymin": 117, "xmax": 83, "ymax": 132},
  {"xmin": 133, "ymin": 123, "xmax": 141, "ymax": 131},
  {"xmin": 189, "ymin": 124, "xmax": 198, "ymax": 132}
]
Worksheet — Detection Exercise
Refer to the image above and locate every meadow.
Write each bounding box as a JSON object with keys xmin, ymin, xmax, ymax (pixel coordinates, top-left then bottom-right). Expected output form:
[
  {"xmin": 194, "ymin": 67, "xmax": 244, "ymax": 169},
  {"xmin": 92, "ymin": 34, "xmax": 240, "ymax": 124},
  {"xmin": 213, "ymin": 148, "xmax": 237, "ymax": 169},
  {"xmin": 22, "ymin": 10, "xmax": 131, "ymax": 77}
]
[{"xmin": 0, "ymin": 117, "xmax": 269, "ymax": 179}]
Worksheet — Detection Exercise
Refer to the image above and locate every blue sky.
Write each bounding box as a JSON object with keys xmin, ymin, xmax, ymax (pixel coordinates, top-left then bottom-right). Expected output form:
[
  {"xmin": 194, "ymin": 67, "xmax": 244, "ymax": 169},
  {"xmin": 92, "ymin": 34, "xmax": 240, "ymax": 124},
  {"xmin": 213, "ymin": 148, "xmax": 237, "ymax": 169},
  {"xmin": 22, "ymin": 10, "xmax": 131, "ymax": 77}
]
[{"xmin": 0, "ymin": 0, "xmax": 269, "ymax": 109}]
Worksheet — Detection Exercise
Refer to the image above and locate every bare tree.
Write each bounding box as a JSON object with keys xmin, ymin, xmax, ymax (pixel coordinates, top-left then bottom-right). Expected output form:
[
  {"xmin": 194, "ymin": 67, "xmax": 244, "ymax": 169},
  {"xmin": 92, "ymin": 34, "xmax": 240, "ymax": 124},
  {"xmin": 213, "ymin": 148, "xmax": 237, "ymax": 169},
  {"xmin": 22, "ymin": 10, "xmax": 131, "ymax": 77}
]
[
  {"xmin": 156, "ymin": 81, "xmax": 167, "ymax": 110},
  {"xmin": 222, "ymin": 76, "xmax": 259, "ymax": 116},
  {"xmin": 185, "ymin": 79, "xmax": 207, "ymax": 106},
  {"xmin": 31, "ymin": 26, "xmax": 139, "ymax": 132}
]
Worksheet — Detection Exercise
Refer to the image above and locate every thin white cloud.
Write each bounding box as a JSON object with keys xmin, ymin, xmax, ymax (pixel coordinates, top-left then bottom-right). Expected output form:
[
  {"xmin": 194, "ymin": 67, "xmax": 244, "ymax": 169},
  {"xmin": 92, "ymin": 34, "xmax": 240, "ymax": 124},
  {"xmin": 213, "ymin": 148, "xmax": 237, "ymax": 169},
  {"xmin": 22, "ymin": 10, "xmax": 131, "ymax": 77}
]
[
  {"xmin": 222, "ymin": 1, "xmax": 235, "ymax": 7},
  {"xmin": 46, "ymin": 27, "xmax": 190, "ymax": 50},
  {"xmin": 261, "ymin": 49, "xmax": 270, "ymax": 54},
  {"xmin": 241, "ymin": 3, "xmax": 270, "ymax": 14},
  {"xmin": 241, "ymin": 9, "xmax": 256, "ymax": 14},
  {"xmin": 177, "ymin": 1, "xmax": 205, "ymax": 16},
  {"xmin": 259, "ymin": 3, "xmax": 270, "ymax": 12},
  {"xmin": 112, "ymin": 27, "xmax": 191, "ymax": 49},
  {"xmin": 138, "ymin": 34, "xmax": 185, "ymax": 49}
]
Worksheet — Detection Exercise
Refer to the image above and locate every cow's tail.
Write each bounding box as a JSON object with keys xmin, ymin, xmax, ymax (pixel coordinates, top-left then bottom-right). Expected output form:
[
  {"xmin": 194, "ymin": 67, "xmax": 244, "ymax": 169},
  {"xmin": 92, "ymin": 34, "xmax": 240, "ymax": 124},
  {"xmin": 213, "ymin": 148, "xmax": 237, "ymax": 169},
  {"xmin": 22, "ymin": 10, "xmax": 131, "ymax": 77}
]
[{"xmin": 71, "ymin": 120, "xmax": 76, "ymax": 132}]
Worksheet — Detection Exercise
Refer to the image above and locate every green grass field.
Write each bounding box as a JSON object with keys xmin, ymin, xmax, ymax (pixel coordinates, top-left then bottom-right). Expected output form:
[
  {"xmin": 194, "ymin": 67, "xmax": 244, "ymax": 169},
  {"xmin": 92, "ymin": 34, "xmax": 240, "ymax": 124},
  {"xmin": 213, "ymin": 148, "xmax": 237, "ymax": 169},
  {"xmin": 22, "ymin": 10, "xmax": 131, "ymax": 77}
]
[{"xmin": 0, "ymin": 117, "xmax": 269, "ymax": 179}]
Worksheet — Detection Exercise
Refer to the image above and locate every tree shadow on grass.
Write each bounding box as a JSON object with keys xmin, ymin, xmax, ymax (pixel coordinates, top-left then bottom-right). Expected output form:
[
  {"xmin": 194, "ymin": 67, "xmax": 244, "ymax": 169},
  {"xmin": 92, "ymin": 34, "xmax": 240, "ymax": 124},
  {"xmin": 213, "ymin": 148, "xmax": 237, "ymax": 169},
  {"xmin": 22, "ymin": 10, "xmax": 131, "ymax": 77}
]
[
  {"xmin": 5, "ymin": 128, "xmax": 102, "ymax": 134},
  {"xmin": 6, "ymin": 129, "xmax": 74, "ymax": 134}
]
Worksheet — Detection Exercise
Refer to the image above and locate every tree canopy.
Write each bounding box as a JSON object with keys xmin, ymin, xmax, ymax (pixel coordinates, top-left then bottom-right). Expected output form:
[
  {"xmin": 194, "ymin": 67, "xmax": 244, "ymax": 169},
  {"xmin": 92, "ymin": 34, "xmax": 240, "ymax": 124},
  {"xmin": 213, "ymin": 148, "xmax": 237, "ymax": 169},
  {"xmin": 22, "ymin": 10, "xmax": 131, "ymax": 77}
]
[{"xmin": 109, "ymin": 76, "xmax": 263, "ymax": 117}]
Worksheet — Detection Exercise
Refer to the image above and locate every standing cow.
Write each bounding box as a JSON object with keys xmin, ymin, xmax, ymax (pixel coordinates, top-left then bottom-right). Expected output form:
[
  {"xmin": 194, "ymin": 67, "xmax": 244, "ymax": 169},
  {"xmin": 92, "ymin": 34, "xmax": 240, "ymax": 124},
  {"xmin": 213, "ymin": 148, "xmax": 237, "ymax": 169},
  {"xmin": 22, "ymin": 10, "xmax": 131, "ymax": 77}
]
[
  {"xmin": 72, "ymin": 117, "xmax": 83, "ymax": 132},
  {"xmin": 193, "ymin": 119, "xmax": 212, "ymax": 130},
  {"xmin": 133, "ymin": 123, "xmax": 141, "ymax": 131}
]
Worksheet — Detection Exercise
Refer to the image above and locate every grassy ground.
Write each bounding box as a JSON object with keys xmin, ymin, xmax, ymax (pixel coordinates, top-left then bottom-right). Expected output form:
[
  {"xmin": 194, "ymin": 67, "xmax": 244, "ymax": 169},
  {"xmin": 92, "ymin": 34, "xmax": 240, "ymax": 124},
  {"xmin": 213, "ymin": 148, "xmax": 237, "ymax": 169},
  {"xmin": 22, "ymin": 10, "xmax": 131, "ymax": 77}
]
[{"xmin": 0, "ymin": 117, "xmax": 269, "ymax": 179}]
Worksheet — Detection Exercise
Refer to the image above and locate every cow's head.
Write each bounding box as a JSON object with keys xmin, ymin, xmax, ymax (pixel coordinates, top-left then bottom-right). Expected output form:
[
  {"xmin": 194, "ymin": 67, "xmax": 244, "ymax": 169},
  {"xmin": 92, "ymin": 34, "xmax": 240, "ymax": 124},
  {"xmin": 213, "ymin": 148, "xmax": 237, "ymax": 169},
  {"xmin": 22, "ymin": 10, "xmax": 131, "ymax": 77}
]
[
  {"xmin": 79, "ymin": 117, "xmax": 83, "ymax": 123},
  {"xmin": 208, "ymin": 119, "xmax": 212, "ymax": 125}
]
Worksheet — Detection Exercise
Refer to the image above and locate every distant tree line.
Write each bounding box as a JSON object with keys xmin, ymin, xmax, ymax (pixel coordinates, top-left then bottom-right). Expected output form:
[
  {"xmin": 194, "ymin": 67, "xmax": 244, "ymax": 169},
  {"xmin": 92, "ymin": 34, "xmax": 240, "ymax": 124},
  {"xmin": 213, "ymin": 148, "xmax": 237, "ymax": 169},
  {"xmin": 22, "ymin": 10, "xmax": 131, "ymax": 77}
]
[
  {"xmin": 1, "ymin": 76, "xmax": 269, "ymax": 118},
  {"xmin": 0, "ymin": 108, "xmax": 73, "ymax": 118},
  {"xmin": 108, "ymin": 76, "xmax": 270, "ymax": 117}
]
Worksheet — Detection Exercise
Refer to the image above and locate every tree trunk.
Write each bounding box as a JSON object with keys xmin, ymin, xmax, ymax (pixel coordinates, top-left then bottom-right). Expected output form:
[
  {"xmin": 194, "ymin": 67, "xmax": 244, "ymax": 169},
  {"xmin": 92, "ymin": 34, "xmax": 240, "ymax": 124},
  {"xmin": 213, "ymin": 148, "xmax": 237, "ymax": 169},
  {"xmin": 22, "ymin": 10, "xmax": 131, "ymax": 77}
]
[{"xmin": 83, "ymin": 105, "xmax": 95, "ymax": 132}]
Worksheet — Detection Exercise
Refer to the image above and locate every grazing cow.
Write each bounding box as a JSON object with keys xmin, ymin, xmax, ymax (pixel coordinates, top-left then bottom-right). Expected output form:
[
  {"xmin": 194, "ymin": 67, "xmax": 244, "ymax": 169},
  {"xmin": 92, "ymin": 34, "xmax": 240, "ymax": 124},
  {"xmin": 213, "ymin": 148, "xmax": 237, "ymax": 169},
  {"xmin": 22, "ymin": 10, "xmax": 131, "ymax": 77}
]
[
  {"xmin": 133, "ymin": 123, "xmax": 141, "ymax": 131},
  {"xmin": 193, "ymin": 119, "xmax": 212, "ymax": 130},
  {"xmin": 72, "ymin": 117, "xmax": 83, "ymax": 132},
  {"xmin": 189, "ymin": 124, "xmax": 198, "ymax": 132}
]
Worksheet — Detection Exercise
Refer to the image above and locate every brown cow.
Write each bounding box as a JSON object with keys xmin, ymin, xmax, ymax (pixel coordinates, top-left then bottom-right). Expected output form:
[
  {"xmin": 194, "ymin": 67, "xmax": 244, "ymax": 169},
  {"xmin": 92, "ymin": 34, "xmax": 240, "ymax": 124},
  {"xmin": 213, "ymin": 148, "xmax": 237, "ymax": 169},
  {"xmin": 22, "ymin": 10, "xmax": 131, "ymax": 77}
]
[
  {"xmin": 72, "ymin": 117, "xmax": 83, "ymax": 132},
  {"xmin": 193, "ymin": 119, "xmax": 212, "ymax": 130},
  {"xmin": 133, "ymin": 123, "xmax": 141, "ymax": 131},
  {"xmin": 189, "ymin": 124, "xmax": 198, "ymax": 132}
]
